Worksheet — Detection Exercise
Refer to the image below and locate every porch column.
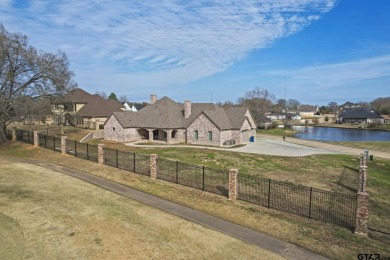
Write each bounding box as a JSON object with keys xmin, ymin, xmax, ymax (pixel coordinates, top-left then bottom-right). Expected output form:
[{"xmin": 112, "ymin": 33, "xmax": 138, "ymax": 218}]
[
  {"xmin": 147, "ymin": 129, "xmax": 154, "ymax": 142},
  {"xmin": 165, "ymin": 130, "xmax": 173, "ymax": 144}
]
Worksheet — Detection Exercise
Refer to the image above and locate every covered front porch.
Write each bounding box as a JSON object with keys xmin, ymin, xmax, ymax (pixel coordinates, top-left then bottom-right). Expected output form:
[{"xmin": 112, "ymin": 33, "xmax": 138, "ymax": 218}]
[{"xmin": 137, "ymin": 128, "xmax": 184, "ymax": 144}]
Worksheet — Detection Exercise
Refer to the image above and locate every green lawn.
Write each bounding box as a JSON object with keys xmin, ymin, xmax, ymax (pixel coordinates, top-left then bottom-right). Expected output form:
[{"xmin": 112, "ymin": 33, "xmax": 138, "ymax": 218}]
[{"xmin": 1, "ymin": 142, "xmax": 390, "ymax": 259}]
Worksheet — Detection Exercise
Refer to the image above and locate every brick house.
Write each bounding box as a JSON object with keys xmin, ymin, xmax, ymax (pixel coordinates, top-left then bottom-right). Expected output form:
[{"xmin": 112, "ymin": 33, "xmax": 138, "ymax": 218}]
[
  {"xmin": 337, "ymin": 108, "xmax": 384, "ymax": 124},
  {"xmin": 50, "ymin": 88, "xmax": 125, "ymax": 129},
  {"xmin": 104, "ymin": 95, "xmax": 256, "ymax": 147}
]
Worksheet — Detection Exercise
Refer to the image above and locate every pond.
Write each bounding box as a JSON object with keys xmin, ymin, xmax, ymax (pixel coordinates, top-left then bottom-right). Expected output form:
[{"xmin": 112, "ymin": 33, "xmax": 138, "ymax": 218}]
[{"xmin": 291, "ymin": 126, "xmax": 390, "ymax": 142}]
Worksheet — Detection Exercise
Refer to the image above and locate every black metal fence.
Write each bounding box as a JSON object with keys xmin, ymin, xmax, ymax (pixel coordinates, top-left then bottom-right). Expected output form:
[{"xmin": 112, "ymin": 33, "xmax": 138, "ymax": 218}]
[
  {"xmin": 10, "ymin": 129, "xmax": 359, "ymax": 230},
  {"xmin": 103, "ymin": 148, "xmax": 150, "ymax": 176},
  {"xmin": 157, "ymin": 158, "xmax": 229, "ymax": 196},
  {"xmin": 16, "ymin": 129, "xmax": 34, "ymax": 144},
  {"xmin": 5, "ymin": 130, "xmax": 12, "ymax": 140},
  {"xmin": 237, "ymin": 174, "xmax": 357, "ymax": 229},
  {"xmin": 38, "ymin": 134, "xmax": 61, "ymax": 152},
  {"xmin": 65, "ymin": 139, "xmax": 98, "ymax": 162}
]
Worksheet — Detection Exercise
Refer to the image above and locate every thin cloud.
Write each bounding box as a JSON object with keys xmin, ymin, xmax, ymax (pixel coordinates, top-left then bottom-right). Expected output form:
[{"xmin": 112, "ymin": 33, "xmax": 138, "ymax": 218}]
[{"xmin": 0, "ymin": 0, "xmax": 336, "ymax": 93}]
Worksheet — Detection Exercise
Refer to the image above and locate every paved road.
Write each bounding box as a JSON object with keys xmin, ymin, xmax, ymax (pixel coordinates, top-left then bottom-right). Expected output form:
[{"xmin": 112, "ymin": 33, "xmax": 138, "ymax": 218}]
[{"xmin": 1, "ymin": 155, "xmax": 328, "ymax": 260}]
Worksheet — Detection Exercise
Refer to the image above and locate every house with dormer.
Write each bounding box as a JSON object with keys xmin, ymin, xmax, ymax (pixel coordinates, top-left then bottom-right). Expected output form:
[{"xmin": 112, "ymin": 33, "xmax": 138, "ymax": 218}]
[
  {"xmin": 50, "ymin": 88, "xmax": 125, "ymax": 129},
  {"xmin": 103, "ymin": 95, "xmax": 257, "ymax": 147}
]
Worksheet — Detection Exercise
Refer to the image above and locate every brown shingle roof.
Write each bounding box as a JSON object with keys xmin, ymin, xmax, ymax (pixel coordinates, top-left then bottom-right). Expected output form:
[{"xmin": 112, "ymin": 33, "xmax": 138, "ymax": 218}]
[
  {"xmin": 111, "ymin": 96, "xmax": 252, "ymax": 130},
  {"xmin": 64, "ymin": 88, "xmax": 93, "ymax": 103},
  {"xmin": 74, "ymin": 98, "xmax": 124, "ymax": 117}
]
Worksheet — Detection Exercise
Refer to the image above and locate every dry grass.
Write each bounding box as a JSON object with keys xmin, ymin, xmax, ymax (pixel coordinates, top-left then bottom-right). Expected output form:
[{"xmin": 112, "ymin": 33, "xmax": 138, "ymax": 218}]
[
  {"xmin": 0, "ymin": 157, "xmax": 283, "ymax": 260},
  {"xmin": 1, "ymin": 142, "xmax": 390, "ymax": 259}
]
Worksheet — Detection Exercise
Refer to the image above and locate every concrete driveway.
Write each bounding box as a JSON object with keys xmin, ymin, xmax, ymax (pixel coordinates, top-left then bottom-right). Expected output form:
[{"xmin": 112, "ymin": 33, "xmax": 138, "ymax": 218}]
[{"xmin": 230, "ymin": 138, "xmax": 340, "ymax": 156}]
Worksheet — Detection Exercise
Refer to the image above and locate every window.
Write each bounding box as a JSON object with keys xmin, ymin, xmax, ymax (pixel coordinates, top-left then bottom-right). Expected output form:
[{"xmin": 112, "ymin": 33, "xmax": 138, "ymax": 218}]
[
  {"xmin": 54, "ymin": 116, "xmax": 62, "ymax": 124},
  {"xmin": 194, "ymin": 130, "xmax": 198, "ymax": 140},
  {"xmin": 76, "ymin": 117, "xmax": 83, "ymax": 125},
  {"xmin": 208, "ymin": 131, "xmax": 212, "ymax": 141}
]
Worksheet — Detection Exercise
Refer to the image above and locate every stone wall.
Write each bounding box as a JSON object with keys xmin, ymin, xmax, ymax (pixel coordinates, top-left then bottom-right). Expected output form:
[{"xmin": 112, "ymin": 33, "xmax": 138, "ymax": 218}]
[
  {"xmin": 187, "ymin": 114, "xmax": 221, "ymax": 146},
  {"xmin": 104, "ymin": 116, "xmax": 145, "ymax": 142}
]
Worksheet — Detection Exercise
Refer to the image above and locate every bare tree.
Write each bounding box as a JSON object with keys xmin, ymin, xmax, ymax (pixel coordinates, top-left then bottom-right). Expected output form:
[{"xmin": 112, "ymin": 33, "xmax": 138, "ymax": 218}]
[
  {"xmin": 237, "ymin": 87, "xmax": 275, "ymax": 115},
  {"xmin": 0, "ymin": 24, "xmax": 76, "ymax": 143},
  {"xmin": 95, "ymin": 91, "xmax": 107, "ymax": 99},
  {"xmin": 328, "ymin": 101, "xmax": 339, "ymax": 115},
  {"xmin": 371, "ymin": 97, "xmax": 390, "ymax": 114},
  {"xmin": 287, "ymin": 99, "xmax": 300, "ymax": 110},
  {"xmin": 119, "ymin": 95, "xmax": 128, "ymax": 103}
]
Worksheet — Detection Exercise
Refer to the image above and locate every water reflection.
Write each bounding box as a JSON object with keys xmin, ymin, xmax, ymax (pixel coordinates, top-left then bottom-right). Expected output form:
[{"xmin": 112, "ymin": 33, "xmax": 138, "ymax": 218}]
[{"xmin": 292, "ymin": 126, "xmax": 390, "ymax": 142}]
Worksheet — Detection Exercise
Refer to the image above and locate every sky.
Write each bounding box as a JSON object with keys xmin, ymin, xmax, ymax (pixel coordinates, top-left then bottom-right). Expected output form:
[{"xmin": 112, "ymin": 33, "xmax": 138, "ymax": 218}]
[{"xmin": 1, "ymin": 0, "xmax": 390, "ymax": 105}]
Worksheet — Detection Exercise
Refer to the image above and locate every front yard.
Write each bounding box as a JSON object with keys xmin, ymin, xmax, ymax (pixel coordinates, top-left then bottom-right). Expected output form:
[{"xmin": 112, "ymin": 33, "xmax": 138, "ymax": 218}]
[{"xmin": 1, "ymin": 140, "xmax": 390, "ymax": 259}]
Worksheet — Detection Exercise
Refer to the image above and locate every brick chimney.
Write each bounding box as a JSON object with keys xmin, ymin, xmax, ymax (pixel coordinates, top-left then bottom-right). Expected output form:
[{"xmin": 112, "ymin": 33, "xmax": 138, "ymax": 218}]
[
  {"xmin": 150, "ymin": 94, "xmax": 157, "ymax": 104},
  {"xmin": 184, "ymin": 100, "xmax": 191, "ymax": 118}
]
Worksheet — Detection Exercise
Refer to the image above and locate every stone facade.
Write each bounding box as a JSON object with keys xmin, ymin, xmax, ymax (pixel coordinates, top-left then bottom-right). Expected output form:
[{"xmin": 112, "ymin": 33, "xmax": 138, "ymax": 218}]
[
  {"xmin": 98, "ymin": 144, "xmax": 105, "ymax": 165},
  {"xmin": 150, "ymin": 154, "xmax": 158, "ymax": 180},
  {"xmin": 33, "ymin": 131, "xmax": 39, "ymax": 147},
  {"xmin": 358, "ymin": 165, "xmax": 368, "ymax": 192},
  {"xmin": 104, "ymin": 115, "xmax": 145, "ymax": 142},
  {"xmin": 355, "ymin": 192, "xmax": 369, "ymax": 235},
  {"xmin": 228, "ymin": 169, "xmax": 238, "ymax": 200},
  {"xmin": 61, "ymin": 136, "xmax": 67, "ymax": 155},
  {"xmin": 187, "ymin": 114, "xmax": 220, "ymax": 147},
  {"xmin": 184, "ymin": 100, "xmax": 191, "ymax": 118}
]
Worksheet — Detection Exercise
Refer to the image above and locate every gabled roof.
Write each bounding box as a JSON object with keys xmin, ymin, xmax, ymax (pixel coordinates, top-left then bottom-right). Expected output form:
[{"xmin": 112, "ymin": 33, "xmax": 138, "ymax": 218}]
[
  {"xmin": 298, "ymin": 105, "xmax": 318, "ymax": 112},
  {"xmin": 74, "ymin": 96, "xmax": 124, "ymax": 117},
  {"xmin": 338, "ymin": 108, "xmax": 383, "ymax": 119},
  {"xmin": 110, "ymin": 96, "xmax": 253, "ymax": 130},
  {"xmin": 63, "ymin": 88, "xmax": 93, "ymax": 103}
]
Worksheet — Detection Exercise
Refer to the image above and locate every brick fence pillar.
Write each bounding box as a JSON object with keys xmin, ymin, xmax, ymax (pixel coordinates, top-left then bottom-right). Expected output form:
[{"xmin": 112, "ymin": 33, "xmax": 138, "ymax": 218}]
[
  {"xmin": 228, "ymin": 169, "xmax": 238, "ymax": 200},
  {"xmin": 358, "ymin": 165, "xmax": 368, "ymax": 192},
  {"xmin": 150, "ymin": 154, "xmax": 158, "ymax": 180},
  {"xmin": 33, "ymin": 131, "xmax": 39, "ymax": 147},
  {"xmin": 98, "ymin": 144, "xmax": 105, "ymax": 165},
  {"xmin": 11, "ymin": 127, "xmax": 16, "ymax": 141},
  {"xmin": 61, "ymin": 136, "xmax": 67, "ymax": 155},
  {"xmin": 355, "ymin": 192, "xmax": 369, "ymax": 236}
]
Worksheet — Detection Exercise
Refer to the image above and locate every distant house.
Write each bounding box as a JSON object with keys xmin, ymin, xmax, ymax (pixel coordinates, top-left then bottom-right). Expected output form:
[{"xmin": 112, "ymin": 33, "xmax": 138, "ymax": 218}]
[
  {"xmin": 265, "ymin": 113, "xmax": 285, "ymax": 120},
  {"xmin": 252, "ymin": 113, "xmax": 272, "ymax": 129},
  {"xmin": 339, "ymin": 102, "xmax": 362, "ymax": 111},
  {"xmin": 298, "ymin": 105, "xmax": 319, "ymax": 119},
  {"xmin": 337, "ymin": 108, "xmax": 383, "ymax": 124},
  {"xmin": 104, "ymin": 95, "xmax": 257, "ymax": 147},
  {"xmin": 50, "ymin": 88, "xmax": 125, "ymax": 130},
  {"xmin": 381, "ymin": 114, "xmax": 390, "ymax": 124}
]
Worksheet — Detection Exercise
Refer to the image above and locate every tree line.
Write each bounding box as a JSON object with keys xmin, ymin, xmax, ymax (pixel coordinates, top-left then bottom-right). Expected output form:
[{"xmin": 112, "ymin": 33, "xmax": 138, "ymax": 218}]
[{"xmin": 218, "ymin": 87, "xmax": 390, "ymax": 117}]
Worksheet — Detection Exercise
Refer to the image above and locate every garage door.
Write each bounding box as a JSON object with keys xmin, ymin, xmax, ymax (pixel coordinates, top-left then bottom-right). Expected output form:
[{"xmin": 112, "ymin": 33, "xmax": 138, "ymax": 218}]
[{"xmin": 241, "ymin": 130, "xmax": 249, "ymax": 143}]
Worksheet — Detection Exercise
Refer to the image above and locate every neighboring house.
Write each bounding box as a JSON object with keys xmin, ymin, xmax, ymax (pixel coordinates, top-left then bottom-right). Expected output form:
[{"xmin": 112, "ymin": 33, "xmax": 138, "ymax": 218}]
[
  {"xmin": 339, "ymin": 102, "xmax": 361, "ymax": 111},
  {"xmin": 252, "ymin": 113, "xmax": 272, "ymax": 129},
  {"xmin": 50, "ymin": 88, "xmax": 125, "ymax": 130},
  {"xmin": 298, "ymin": 105, "xmax": 319, "ymax": 119},
  {"xmin": 265, "ymin": 113, "xmax": 285, "ymax": 120},
  {"xmin": 337, "ymin": 108, "xmax": 384, "ymax": 124},
  {"xmin": 381, "ymin": 114, "xmax": 390, "ymax": 124},
  {"xmin": 104, "ymin": 95, "xmax": 257, "ymax": 147}
]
